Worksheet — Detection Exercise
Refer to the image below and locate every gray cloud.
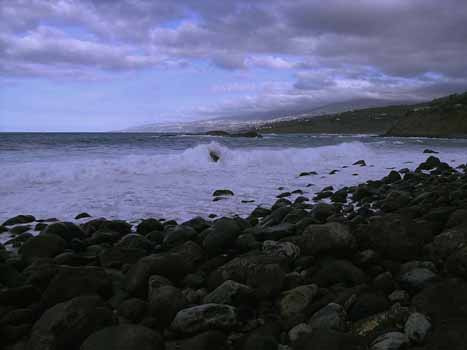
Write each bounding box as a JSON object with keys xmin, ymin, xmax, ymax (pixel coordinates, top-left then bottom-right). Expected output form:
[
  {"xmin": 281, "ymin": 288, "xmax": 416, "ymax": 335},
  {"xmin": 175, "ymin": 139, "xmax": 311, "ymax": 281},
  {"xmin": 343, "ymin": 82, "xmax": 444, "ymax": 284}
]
[{"xmin": 1, "ymin": 0, "xmax": 467, "ymax": 117}]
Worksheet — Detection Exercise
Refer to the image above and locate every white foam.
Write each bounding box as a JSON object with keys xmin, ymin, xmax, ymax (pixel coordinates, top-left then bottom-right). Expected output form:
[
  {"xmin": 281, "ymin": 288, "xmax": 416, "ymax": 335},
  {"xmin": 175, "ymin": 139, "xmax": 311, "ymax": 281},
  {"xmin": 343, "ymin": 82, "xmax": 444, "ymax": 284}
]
[{"xmin": 0, "ymin": 140, "xmax": 465, "ymax": 222}]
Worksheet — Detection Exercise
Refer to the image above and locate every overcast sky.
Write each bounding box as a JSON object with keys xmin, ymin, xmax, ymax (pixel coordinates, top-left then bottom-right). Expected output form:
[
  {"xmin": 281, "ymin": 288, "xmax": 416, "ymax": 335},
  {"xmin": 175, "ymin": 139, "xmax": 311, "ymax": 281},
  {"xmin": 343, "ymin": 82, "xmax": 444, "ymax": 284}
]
[{"xmin": 1, "ymin": 0, "xmax": 467, "ymax": 131}]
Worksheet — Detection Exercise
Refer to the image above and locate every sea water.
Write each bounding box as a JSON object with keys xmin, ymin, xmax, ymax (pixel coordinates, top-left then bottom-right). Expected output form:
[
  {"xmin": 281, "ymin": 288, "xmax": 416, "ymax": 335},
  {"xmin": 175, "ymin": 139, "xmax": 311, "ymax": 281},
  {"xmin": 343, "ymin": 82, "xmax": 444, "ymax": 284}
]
[{"xmin": 1, "ymin": 132, "xmax": 467, "ymax": 223}]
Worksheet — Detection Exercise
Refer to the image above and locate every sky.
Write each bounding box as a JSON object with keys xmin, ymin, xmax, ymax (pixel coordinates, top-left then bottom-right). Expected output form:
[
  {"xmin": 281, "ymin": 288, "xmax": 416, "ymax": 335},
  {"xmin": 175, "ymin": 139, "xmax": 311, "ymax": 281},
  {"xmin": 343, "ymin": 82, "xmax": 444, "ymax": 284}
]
[{"xmin": 1, "ymin": 0, "xmax": 467, "ymax": 131}]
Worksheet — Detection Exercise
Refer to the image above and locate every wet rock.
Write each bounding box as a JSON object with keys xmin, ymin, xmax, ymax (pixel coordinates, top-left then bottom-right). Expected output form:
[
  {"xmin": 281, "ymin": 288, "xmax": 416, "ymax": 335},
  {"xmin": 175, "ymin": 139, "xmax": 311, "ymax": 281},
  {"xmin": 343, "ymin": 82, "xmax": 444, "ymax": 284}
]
[
  {"xmin": 75, "ymin": 212, "xmax": 91, "ymax": 220},
  {"xmin": 203, "ymin": 217, "xmax": 242, "ymax": 255},
  {"xmin": 288, "ymin": 323, "xmax": 313, "ymax": 343},
  {"xmin": 3, "ymin": 215, "xmax": 36, "ymax": 226},
  {"xmin": 203, "ymin": 280, "xmax": 254, "ymax": 306},
  {"xmin": 311, "ymin": 203, "xmax": 336, "ymax": 222},
  {"xmin": 404, "ymin": 312, "xmax": 431, "ymax": 344},
  {"xmin": 41, "ymin": 222, "xmax": 85, "ymax": 243},
  {"xmin": 27, "ymin": 295, "xmax": 114, "ymax": 350},
  {"xmin": 213, "ymin": 189, "xmax": 234, "ymax": 197},
  {"xmin": 423, "ymin": 149, "xmax": 439, "ymax": 154},
  {"xmin": 125, "ymin": 253, "xmax": 194, "ymax": 297},
  {"xmin": 182, "ymin": 216, "xmax": 211, "ymax": 233},
  {"xmin": 370, "ymin": 332, "xmax": 409, "ymax": 350},
  {"xmin": 380, "ymin": 191, "xmax": 411, "ymax": 212},
  {"xmin": 354, "ymin": 214, "xmax": 434, "ymax": 261},
  {"xmin": 254, "ymin": 223, "xmax": 296, "ymax": 241},
  {"xmin": 309, "ymin": 302, "xmax": 347, "ymax": 331},
  {"xmin": 41, "ymin": 266, "xmax": 113, "ymax": 307},
  {"xmin": 311, "ymin": 259, "xmax": 366, "ymax": 287},
  {"xmin": 279, "ymin": 284, "xmax": 318, "ymax": 327},
  {"xmin": 301, "ymin": 222, "xmax": 356, "ymax": 257},
  {"xmin": 424, "ymin": 225, "xmax": 467, "ymax": 262},
  {"xmin": 398, "ymin": 266, "xmax": 437, "ymax": 293},
  {"xmin": 171, "ymin": 304, "xmax": 237, "ymax": 334},
  {"xmin": 9, "ymin": 225, "xmax": 31, "ymax": 235},
  {"xmin": 148, "ymin": 284, "xmax": 188, "ymax": 327},
  {"xmin": 262, "ymin": 240, "xmax": 300, "ymax": 262},
  {"xmin": 116, "ymin": 234, "xmax": 153, "ymax": 252},
  {"xmin": 208, "ymin": 254, "xmax": 286, "ymax": 298},
  {"xmin": 81, "ymin": 325, "xmax": 164, "ymax": 350},
  {"xmin": 277, "ymin": 192, "xmax": 292, "ymax": 198},
  {"xmin": 99, "ymin": 246, "xmax": 146, "ymax": 268},
  {"xmin": 163, "ymin": 225, "xmax": 198, "ymax": 249},
  {"xmin": 136, "ymin": 218, "xmax": 163, "ymax": 235},
  {"xmin": 19, "ymin": 234, "xmax": 66, "ymax": 264},
  {"xmin": 353, "ymin": 160, "xmax": 367, "ymax": 166}
]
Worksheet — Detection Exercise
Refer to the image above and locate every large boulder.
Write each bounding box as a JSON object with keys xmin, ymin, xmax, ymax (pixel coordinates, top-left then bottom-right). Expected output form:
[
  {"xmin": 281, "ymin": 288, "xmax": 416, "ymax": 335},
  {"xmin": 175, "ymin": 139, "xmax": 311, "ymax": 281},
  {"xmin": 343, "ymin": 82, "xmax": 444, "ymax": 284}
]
[
  {"xmin": 424, "ymin": 225, "xmax": 467, "ymax": 263},
  {"xmin": 310, "ymin": 259, "xmax": 366, "ymax": 287},
  {"xmin": 41, "ymin": 222, "xmax": 85, "ymax": 243},
  {"xmin": 81, "ymin": 325, "xmax": 164, "ymax": 350},
  {"xmin": 41, "ymin": 266, "xmax": 113, "ymax": 307},
  {"xmin": 412, "ymin": 279, "xmax": 467, "ymax": 350},
  {"xmin": 208, "ymin": 254, "xmax": 286, "ymax": 297},
  {"xmin": 19, "ymin": 234, "xmax": 66, "ymax": 264},
  {"xmin": 203, "ymin": 217, "xmax": 242, "ymax": 255},
  {"xmin": 3, "ymin": 215, "xmax": 36, "ymax": 226},
  {"xmin": 125, "ymin": 253, "xmax": 194, "ymax": 297},
  {"xmin": 301, "ymin": 223, "xmax": 356, "ymax": 257},
  {"xmin": 163, "ymin": 225, "xmax": 198, "ymax": 249},
  {"xmin": 203, "ymin": 280, "xmax": 254, "ymax": 306},
  {"xmin": 116, "ymin": 234, "xmax": 153, "ymax": 252},
  {"xmin": 279, "ymin": 284, "xmax": 318, "ymax": 327},
  {"xmin": 137, "ymin": 219, "xmax": 163, "ymax": 235},
  {"xmin": 354, "ymin": 214, "xmax": 435, "ymax": 261},
  {"xmin": 27, "ymin": 296, "xmax": 114, "ymax": 350},
  {"xmin": 309, "ymin": 303, "xmax": 348, "ymax": 331},
  {"xmin": 446, "ymin": 246, "xmax": 467, "ymax": 279},
  {"xmin": 148, "ymin": 284, "xmax": 188, "ymax": 327},
  {"xmin": 171, "ymin": 304, "xmax": 237, "ymax": 334}
]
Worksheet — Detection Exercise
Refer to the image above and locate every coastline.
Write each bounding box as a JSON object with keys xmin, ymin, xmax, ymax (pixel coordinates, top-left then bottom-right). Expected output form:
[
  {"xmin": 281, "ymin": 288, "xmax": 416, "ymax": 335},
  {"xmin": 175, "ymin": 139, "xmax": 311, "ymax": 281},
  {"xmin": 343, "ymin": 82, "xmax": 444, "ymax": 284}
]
[{"xmin": 1, "ymin": 155, "xmax": 467, "ymax": 349}]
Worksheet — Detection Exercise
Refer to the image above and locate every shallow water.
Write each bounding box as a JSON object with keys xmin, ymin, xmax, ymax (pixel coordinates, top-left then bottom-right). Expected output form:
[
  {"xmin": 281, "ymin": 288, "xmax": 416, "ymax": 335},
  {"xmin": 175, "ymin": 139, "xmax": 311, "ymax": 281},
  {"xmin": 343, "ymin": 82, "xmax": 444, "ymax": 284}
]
[{"xmin": 1, "ymin": 132, "xmax": 467, "ymax": 223}]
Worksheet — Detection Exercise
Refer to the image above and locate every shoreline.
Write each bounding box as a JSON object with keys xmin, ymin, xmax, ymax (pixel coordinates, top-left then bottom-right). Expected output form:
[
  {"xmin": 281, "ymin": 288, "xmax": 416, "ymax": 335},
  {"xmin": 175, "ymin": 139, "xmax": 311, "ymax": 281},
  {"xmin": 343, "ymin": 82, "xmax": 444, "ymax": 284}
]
[{"xmin": 1, "ymin": 155, "xmax": 467, "ymax": 349}]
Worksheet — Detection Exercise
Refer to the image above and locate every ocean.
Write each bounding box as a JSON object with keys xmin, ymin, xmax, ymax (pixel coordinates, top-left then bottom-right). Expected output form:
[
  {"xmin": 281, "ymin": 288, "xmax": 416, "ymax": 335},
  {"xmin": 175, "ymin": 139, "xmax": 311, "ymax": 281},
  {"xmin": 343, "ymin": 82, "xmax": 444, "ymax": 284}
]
[{"xmin": 1, "ymin": 132, "xmax": 467, "ymax": 224}]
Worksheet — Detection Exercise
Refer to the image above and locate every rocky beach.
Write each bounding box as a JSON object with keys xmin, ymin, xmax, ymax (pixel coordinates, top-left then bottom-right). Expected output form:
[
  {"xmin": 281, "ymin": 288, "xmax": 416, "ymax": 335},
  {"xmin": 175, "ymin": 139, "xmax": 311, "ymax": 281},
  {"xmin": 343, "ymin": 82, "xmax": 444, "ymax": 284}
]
[{"xmin": 1, "ymin": 154, "xmax": 467, "ymax": 350}]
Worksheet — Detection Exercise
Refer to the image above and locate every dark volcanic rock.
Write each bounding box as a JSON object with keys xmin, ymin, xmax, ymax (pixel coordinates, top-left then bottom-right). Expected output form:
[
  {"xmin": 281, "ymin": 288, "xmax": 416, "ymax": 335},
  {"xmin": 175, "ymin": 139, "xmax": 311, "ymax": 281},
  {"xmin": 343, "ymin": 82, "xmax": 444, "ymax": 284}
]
[
  {"xmin": 301, "ymin": 222, "xmax": 356, "ymax": 257},
  {"xmin": 171, "ymin": 303, "xmax": 237, "ymax": 334},
  {"xmin": 137, "ymin": 218, "xmax": 163, "ymax": 235},
  {"xmin": 41, "ymin": 222, "xmax": 85, "ymax": 243},
  {"xmin": 81, "ymin": 325, "xmax": 164, "ymax": 350},
  {"xmin": 208, "ymin": 254, "xmax": 286, "ymax": 297},
  {"xmin": 349, "ymin": 293, "xmax": 390, "ymax": 322},
  {"xmin": 19, "ymin": 234, "xmax": 66, "ymax": 264},
  {"xmin": 148, "ymin": 284, "xmax": 188, "ymax": 327},
  {"xmin": 41, "ymin": 266, "xmax": 113, "ymax": 307},
  {"xmin": 3, "ymin": 215, "xmax": 36, "ymax": 226},
  {"xmin": 310, "ymin": 259, "xmax": 366, "ymax": 287},
  {"xmin": 75, "ymin": 212, "xmax": 91, "ymax": 220},
  {"xmin": 212, "ymin": 189, "xmax": 234, "ymax": 197},
  {"xmin": 203, "ymin": 217, "xmax": 242, "ymax": 255},
  {"xmin": 27, "ymin": 295, "xmax": 115, "ymax": 350},
  {"xmin": 354, "ymin": 214, "xmax": 435, "ymax": 261}
]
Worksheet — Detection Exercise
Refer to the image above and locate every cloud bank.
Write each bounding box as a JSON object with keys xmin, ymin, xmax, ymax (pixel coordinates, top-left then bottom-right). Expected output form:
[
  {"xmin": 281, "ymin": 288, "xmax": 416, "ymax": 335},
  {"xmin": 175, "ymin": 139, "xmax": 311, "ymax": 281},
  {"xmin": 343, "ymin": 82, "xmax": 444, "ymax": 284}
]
[{"xmin": 1, "ymin": 0, "xmax": 467, "ymax": 123}]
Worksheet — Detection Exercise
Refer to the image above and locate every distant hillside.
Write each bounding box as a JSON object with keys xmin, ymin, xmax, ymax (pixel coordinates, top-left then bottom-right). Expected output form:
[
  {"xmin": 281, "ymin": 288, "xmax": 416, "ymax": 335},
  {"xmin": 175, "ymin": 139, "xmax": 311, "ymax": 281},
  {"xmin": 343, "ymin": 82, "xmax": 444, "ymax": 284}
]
[
  {"xmin": 260, "ymin": 92, "xmax": 467, "ymax": 137},
  {"xmin": 385, "ymin": 92, "xmax": 467, "ymax": 137}
]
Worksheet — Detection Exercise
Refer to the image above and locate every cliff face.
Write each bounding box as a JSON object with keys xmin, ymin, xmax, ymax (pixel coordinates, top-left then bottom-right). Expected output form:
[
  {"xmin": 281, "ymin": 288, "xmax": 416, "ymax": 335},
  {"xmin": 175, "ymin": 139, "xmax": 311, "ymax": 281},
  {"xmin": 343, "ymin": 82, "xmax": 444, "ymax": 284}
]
[{"xmin": 385, "ymin": 93, "xmax": 467, "ymax": 137}]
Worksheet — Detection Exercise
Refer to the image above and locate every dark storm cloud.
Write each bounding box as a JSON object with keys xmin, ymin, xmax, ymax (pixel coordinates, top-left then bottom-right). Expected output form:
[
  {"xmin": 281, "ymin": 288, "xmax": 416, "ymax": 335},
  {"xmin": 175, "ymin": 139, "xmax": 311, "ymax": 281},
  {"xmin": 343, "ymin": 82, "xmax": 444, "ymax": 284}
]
[{"xmin": 1, "ymin": 0, "xmax": 466, "ymax": 116}]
